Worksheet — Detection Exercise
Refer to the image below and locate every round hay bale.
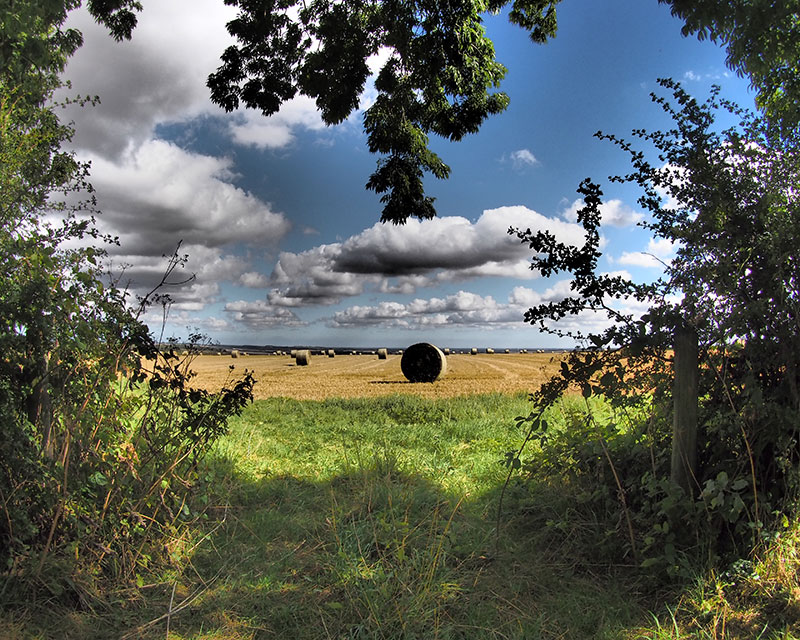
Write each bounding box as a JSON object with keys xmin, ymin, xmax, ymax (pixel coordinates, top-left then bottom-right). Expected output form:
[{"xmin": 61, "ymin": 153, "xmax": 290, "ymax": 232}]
[
  {"xmin": 470, "ymin": 348, "xmax": 478, "ymax": 355},
  {"xmin": 327, "ymin": 349, "xmax": 335, "ymax": 357},
  {"xmin": 504, "ymin": 348, "xmax": 510, "ymax": 353},
  {"xmin": 290, "ymin": 349, "xmax": 297, "ymax": 358},
  {"xmin": 231, "ymin": 350, "xmax": 239, "ymax": 358},
  {"xmin": 400, "ymin": 343, "xmax": 447, "ymax": 383},
  {"xmin": 377, "ymin": 348, "xmax": 388, "ymax": 360},
  {"xmin": 443, "ymin": 347, "xmax": 451, "ymax": 355},
  {"xmin": 486, "ymin": 348, "xmax": 495, "ymax": 354},
  {"xmin": 295, "ymin": 349, "xmax": 311, "ymax": 366}
]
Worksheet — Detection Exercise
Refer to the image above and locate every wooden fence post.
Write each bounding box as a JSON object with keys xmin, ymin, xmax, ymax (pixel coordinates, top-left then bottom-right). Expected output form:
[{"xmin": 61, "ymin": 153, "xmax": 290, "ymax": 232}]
[{"xmin": 671, "ymin": 322, "xmax": 699, "ymax": 495}]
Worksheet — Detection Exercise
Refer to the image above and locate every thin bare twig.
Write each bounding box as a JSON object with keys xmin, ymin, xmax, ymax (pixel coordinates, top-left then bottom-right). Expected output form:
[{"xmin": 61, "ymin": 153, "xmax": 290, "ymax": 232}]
[
  {"xmin": 165, "ymin": 581, "xmax": 177, "ymax": 639},
  {"xmin": 120, "ymin": 566, "xmax": 225, "ymax": 639}
]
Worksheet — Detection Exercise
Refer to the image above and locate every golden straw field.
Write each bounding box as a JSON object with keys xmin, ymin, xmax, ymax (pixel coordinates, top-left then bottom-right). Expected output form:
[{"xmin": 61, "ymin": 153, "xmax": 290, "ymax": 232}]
[{"xmin": 187, "ymin": 351, "xmax": 568, "ymax": 400}]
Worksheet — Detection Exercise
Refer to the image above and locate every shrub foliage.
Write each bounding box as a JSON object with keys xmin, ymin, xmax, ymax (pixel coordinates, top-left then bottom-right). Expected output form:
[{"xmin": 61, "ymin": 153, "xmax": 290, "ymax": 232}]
[
  {"xmin": 0, "ymin": 6, "xmax": 254, "ymax": 601},
  {"xmin": 505, "ymin": 80, "xmax": 800, "ymax": 577}
]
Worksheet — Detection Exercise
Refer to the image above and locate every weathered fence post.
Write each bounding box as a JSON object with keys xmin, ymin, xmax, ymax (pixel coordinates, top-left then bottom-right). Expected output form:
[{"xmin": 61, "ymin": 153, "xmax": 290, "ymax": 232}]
[{"xmin": 671, "ymin": 322, "xmax": 699, "ymax": 494}]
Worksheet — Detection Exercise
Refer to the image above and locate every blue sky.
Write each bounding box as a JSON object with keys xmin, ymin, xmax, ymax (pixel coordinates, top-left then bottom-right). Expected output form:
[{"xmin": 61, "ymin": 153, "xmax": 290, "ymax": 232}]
[{"xmin": 61, "ymin": 0, "xmax": 754, "ymax": 348}]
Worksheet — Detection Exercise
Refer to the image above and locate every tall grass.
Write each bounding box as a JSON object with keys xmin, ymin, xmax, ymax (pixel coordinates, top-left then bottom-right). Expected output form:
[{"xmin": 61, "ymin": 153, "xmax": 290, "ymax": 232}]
[{"xmin": 4, "ymin": 393, "xmax": 800, "ymax": 639}]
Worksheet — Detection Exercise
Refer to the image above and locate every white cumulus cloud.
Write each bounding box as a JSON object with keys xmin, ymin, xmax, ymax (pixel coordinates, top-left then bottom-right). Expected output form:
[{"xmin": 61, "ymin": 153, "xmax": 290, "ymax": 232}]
[
  {"xmin": 615, "ymin": 237, "xmax": 675, "ymax": 269},
  {"xmin": 224, "ymin": 300, "xmax": 306, "ymax": 329},
  {"xmin": 561, "ymin": 197, "xmax": 644, "ymax": 227},
  {"xmin": 509, "ymin": 148, "xmax": 540, "ymax": 169},
  {"xmin": 263, "ymin": 206, "xmax": 584, "ymax": 306},
  {"xmin": 87, "ymin": 140, "xmax": 290, "ymax": 256},
  {"xmin": 228, "ymin": 97, "xmax": 326, "ymax": 149}
]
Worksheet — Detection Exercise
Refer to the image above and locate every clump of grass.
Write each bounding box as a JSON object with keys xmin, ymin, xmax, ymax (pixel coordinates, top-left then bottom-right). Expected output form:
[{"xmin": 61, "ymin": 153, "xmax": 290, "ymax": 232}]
[
  {"xmin": 640, "ymin": 524, "xmax": 800, "ymax": 639},
  {"xmin": 324, "ymin": 453, "xmax": 465, "ymax": 637}
]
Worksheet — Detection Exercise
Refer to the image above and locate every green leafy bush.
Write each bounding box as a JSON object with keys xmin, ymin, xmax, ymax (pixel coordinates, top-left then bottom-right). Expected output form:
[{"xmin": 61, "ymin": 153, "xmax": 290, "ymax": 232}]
[
  {"xmin": 500, "ymin": 80, "xmax": 800, "ymax": 581},
  {"xmin": 0, "ymin": 35, "xmax": 254, "ymax": 601}
]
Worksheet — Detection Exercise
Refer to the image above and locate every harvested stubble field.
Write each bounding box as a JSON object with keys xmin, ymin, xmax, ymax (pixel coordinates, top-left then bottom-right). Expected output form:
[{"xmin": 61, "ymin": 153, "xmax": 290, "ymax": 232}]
[{"xmin": 189, "ymin": 351, "xmax": 567, "ymax": 400}]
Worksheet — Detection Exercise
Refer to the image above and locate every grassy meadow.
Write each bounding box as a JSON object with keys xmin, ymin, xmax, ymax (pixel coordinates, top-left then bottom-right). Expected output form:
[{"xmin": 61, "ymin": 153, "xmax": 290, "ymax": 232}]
[{"xmin": 3, "ymin": 392, "xmax": 797, "ymax": 639}]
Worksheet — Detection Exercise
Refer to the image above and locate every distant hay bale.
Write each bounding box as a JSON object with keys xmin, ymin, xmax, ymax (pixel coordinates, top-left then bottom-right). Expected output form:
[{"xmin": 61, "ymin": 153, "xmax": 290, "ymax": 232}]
[
  {"xmin": 327, "ymin": 349, "xmax": 335, "ymax": 358},
  {"xmin": 486, "ymin": 348, "xmax": 495, "ymax": 354},
  {"xmin": 443, "ymin": 347, "xmax": 451, "ymax": 355},
  {"xmin": 290, "ymin": 349, "xmax": 297, "ymax": 358},
  {"xmin": 504, "ymin": 349, "xmax": 510, "ymax": 353},
  {"xmin": 377, "ymin": 348, "xmax": 388, "ymax": 360},
  {"xmin": 231, "ymin": 350, "xmax": 239, "ymax": 358},
  {"xmin": 400, "ymin": 343, "xmax": 447, "ymax": 383},
  {"xmin": 295, "ymin": 349, "xmax": 311, "ymax": 366},
  {"xmin": 470, "ymin": 348, "xmax": 478, "ymax": 355}
]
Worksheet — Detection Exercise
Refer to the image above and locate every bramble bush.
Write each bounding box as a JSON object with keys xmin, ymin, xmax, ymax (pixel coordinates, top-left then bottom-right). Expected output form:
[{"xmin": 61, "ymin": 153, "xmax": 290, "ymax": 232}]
[
  {"xmin": 502, "ymin": 81, "xmax": 800, "ymax": 580},
  {"xmin": 0, "ymin": 74, "xmax": 254, "ymax": 605},
  {"xmin": 0, "ymin": 229, "xmax": 255, "ymax": 603}
]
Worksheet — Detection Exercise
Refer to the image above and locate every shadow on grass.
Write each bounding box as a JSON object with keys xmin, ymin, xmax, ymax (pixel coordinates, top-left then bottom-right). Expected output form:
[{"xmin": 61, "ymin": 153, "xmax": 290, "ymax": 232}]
[
  {"xmin": 8, "ymin": 454, "xmax": 797, "ymax": 639},
  {"xmin": 114, "ymin": 452, "xmax": 649, "ymax": 640},
  {"xmin": 7, "ymin": 393, "xmax": 800, "ymax": 639}
]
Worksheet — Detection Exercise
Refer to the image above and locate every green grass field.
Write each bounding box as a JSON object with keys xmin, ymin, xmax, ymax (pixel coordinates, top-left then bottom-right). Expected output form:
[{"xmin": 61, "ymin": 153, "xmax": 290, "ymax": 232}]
[{"xmin": 4, "ymin": 393, "xmax": 797, "ymax": 639}]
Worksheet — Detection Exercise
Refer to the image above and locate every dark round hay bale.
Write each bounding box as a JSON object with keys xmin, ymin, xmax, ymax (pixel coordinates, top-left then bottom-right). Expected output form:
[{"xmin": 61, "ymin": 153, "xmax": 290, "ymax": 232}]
[
  {"xmin": 377, "ymin": 348, "xmax": 388, "ymax": 359},
  {"xmin": 470, "ymin": 347, "xmax": 478, "ymax": 355},
  {"xmin": 400, "ymin": 343, "xmax": 447, "ymax": 383},
  {"xmin": 327, "ymin": 349, "xmax": 335, "ymax": 357},
  {"xmin": 295, "ymin": 349, "xmax": 310, "ymax": 366}
]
